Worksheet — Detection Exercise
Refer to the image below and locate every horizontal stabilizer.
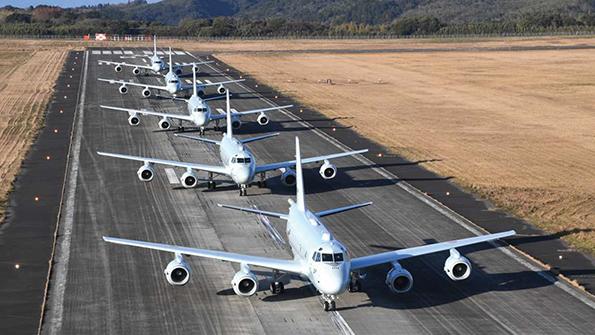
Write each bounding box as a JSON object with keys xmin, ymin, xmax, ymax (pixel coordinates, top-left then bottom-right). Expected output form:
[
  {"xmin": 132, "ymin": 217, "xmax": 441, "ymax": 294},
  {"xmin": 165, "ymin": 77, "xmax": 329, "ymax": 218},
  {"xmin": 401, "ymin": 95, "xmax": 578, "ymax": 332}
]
[
  {"xmin": 240, "ymin": 132, "xmax": 280, "ymax": 144},
  {"xmin": 315, "ymin": 201, "xmax": 373, "ymax": 218},
  {"xmin": 175, "ymin": 133, "xmax": 221, "ymax": 145},
  {"xmin": 217, "ymin": 203, "xmax": 289, "ymax": 220}
]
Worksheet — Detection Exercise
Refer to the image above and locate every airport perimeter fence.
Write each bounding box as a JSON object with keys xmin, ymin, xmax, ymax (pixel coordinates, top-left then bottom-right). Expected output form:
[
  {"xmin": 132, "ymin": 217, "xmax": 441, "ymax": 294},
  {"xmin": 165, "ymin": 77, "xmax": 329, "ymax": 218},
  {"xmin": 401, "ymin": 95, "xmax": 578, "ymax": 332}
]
[{"xmin": 1, "ymin": 30, "xmax": 595, "ymax": 41}]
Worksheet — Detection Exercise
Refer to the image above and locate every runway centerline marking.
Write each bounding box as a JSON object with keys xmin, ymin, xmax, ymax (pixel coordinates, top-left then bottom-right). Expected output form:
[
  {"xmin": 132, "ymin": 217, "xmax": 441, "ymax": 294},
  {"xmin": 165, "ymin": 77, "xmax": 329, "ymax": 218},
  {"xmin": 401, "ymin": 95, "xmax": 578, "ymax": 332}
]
[{"xmin": 164, "ymin": 168, "xmax": 180, "ymax": 184}]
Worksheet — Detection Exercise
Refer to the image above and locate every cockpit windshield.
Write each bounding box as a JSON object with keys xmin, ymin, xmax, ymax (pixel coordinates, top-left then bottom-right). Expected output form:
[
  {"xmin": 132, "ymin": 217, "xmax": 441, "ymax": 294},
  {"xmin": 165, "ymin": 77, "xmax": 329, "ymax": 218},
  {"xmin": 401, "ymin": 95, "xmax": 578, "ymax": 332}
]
[
  {"xmin": 232, "ymin": 157, "xmax": 251, "ymax": 164},
  {"xmin": 194, "ymin": 108, "xmax": 205, "ymax": 113},
  {"xmin": 313, "ymin": 251, "xmax": 344, "ymax": 263},
  {"xmin": 169, "ymin": 79, "xmax": 179, "ymax": 84}
]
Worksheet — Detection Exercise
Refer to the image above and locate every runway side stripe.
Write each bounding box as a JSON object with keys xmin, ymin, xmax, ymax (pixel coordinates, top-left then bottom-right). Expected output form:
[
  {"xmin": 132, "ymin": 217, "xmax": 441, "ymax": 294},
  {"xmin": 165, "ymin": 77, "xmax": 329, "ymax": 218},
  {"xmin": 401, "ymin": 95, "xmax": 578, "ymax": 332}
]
[
  {"xmin": 91, "ymin": 50, "xmax": 101, "ymax": 55},
  {"xmin": 205, "ymin": 79, "xmax": 213, "ymax": 84},
  {"xmin": 164, "ymin": 168, "xmax": 180, "ymax": 184}
]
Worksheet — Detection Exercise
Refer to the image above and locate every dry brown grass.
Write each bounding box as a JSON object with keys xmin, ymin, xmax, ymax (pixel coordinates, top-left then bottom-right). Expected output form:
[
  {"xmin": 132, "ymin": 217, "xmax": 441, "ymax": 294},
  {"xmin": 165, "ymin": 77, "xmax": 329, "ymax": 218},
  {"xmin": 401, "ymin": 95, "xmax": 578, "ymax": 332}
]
[
  {"xmin": 0, "ymin": 41, "xmax": 69, "ymax": 223},
  {"xmin": 216, "ymin": 41, "xmax": 595, "ymax": 255}
]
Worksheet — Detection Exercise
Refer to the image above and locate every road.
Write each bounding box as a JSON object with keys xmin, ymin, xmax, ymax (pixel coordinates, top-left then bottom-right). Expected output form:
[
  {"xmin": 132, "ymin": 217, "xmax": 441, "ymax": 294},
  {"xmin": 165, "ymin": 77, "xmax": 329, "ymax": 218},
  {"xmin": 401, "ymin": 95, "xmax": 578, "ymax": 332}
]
[{"xmin": 40, "ymin": 47, "xmax": 595, "ymax": 334}]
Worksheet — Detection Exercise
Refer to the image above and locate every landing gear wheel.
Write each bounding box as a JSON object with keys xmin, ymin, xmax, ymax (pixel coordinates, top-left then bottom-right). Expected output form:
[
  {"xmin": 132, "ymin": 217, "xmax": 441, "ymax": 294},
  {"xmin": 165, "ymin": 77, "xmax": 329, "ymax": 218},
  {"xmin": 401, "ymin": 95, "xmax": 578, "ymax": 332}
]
[
  {"xmin": 208, "ymin": 181, "xmax": 216, "ymax": 190},
  {"xmin": 258, "ymin": 180, "xmax": 267, "ymax": 188},
  {"xmin": 349, "ymin": 279, "xmax": 361, "ymax": 292},
  {"xmin": 239, "ymin": 186, "xmax": 247, "ymax": 196},
  {"xmin": 270, "ymin": 281, "xmax": 284, "ymax": 294},
  {"xmin": 177, "ymin": 126, "xmax": 185, "ymax": 132},
  {"xmin": 323, "ymin": 301, "xmax": 331, "ymax": 312},
  {"xmin": 330, "ymin": 301, "xmax": 336, "ymax": 310},
  {"xmin": 199, "ymin": 127, "xmax": 205, "ymax": 136}
]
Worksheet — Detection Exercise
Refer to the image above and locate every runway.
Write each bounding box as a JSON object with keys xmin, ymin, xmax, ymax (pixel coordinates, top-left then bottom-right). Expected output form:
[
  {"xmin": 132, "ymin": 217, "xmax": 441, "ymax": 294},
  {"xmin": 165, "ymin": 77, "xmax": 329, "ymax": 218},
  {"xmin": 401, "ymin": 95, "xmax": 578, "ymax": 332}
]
[{"xmin": 39, "ymin": 47, "xmax": 595, "ymax": 334}]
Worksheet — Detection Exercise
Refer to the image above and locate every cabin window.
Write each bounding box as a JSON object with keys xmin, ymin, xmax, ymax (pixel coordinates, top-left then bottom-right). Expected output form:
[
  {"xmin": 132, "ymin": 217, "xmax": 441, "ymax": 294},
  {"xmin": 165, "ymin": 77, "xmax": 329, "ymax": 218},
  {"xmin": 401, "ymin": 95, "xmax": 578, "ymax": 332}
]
[
  {"xmin": 237, "ymin": 158, "xmax": 245, "ymax": 163},
  {"xmin": 322, "ymin": 253, "xmax": 333, "ymax": 262},
  {"xmin": 334, "ymin": 253, "xmax": 344, "ymax": 262}
]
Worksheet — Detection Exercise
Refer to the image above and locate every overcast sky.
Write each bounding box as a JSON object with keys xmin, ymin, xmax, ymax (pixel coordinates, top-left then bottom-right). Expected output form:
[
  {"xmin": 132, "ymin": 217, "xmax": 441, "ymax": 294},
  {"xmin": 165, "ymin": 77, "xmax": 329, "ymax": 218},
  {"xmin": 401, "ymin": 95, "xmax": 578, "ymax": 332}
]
[{"xmin": 0, "ymin": 0, "xmax": 160, "ymax": 8}]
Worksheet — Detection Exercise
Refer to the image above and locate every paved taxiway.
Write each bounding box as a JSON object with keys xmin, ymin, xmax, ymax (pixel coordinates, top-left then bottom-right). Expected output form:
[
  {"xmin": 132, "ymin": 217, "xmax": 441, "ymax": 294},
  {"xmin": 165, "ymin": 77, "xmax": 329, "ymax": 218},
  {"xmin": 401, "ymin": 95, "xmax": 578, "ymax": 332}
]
[{"xmin": 40, "ymin": 47, "xmax": 595, "ymax": 334}]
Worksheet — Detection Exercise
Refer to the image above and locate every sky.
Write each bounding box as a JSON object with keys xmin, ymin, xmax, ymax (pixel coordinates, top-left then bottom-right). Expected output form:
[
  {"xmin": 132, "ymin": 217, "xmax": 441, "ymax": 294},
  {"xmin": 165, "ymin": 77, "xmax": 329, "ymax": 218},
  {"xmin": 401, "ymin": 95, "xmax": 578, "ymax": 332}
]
[{"xmin": 0, "ymin": 0, "xmax": 160, "ymax": 8}]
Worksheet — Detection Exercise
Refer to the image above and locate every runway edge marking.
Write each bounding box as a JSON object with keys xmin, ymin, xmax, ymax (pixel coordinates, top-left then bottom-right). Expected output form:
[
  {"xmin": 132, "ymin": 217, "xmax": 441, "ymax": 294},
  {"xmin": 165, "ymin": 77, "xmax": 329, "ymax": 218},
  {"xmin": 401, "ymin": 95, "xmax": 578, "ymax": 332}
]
[
  {"xmin": 40, "ymin": 49, "xmax": 90, "ymax": 335},
  {"xmin": 195, "ymin": 52, "xmax": 595, "ymax": 310}
]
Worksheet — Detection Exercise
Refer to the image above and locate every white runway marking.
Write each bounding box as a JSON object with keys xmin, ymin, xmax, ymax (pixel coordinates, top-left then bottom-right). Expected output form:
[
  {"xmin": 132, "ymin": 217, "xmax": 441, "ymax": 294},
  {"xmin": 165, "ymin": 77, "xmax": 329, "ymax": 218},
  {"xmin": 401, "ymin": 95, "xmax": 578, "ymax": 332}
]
[
  {"xmin": 175, "ymin": 51, "xmax": 185, "ymax": 55},
  {"xmin": 143, "ymin": 51, "xmax": 152, "ymax": 55},
  {"xmin": 102, "ymin": 50, "xmax": 112, "ymax": 55},
  {"xmin": 184, "ymin": 79, "xmax": 192, "ymax": 84},
  {"xmin": 45, "ymin": 50, "xmax": 90, "ymax": 334},
  {"xmin": 205, "ymin": 79, "xmax": 213, "ymax": 84},
  {"xmin": 142, "ymin": 58, "xmax": 148, "ymax": 63},
  {"xmin": 164, "ymin": 168, "xmax": 180, "ymax": 184},
  {"xmin": 91, "ymin": 50, "xmax": 100, "ymax": 55},
  {"xmin": 112, "ymin": 50, "xmax": 122, "ymax": 55},
  {"xmin": 215, "ymin": 108, "xmax": 225, "ymax": 115},
  {"xmin": 124, "ymin": 50, "xmax": 133, "ymax": 55},
  {"xmin": 156, "ymin": 51, "xmax": 164, "ymax": 55},
  {"xmin": 195, "ymin": 79, "xmax": 202, "ymax": 84}
]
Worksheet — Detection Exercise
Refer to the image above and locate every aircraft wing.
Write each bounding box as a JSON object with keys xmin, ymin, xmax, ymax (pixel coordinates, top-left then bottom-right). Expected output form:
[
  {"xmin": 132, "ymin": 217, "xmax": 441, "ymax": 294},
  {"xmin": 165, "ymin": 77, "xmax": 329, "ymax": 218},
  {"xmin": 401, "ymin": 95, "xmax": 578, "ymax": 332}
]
[
  {"xmin": 98, "ymin": 78, "xmax": 167, "ymax": 91},
  {"xmin": 103, "ymin": 236, "xmax": 304, "ymax": 274},
  {"xmin": 98, "ymin": 60, "xmax": 154, "ymax": 71},
  {"xmin": 350, "ymin": 230, "xmax": 516, "ymax": 271},
  {"xmin": 100, "ymin": 105, "xmax": 194, "ymax": 122},
  {"xmin": 209, "ymin": 105, "xmax": 294, "ymax": 121},
  {"xmin": 255, "ymin": 149, "xmax": 368, "ymax": 174},
  {"xmin": 176, "ymin": 60, "xmax": 215, "ymax": 67},
  {"xmin": 96, "ymin": 151, "xmax": 228, "ymax": 176},
  {"xmin": 181, "ymin": 78, "xmax": 246, "ymax": 90}
]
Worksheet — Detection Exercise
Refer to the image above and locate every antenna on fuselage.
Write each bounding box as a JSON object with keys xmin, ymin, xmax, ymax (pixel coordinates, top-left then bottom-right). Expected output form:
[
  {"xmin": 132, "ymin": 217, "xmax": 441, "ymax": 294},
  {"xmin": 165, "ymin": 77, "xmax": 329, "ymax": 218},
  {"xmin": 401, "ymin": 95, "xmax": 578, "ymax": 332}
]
[
  {"xmin": 225, "ymin": 90, "xmax": 232, "ymax": 138},
  {"xmin": 192, "ymin": 63, "xmax": 197, "ymax": 97},
  {"xmin": 168, "ymin": 46, "xmax": 173, "ymax": 74},
  {"xmin": 295, "ymin": 137, "xmax": 306, "ymax": 211}
]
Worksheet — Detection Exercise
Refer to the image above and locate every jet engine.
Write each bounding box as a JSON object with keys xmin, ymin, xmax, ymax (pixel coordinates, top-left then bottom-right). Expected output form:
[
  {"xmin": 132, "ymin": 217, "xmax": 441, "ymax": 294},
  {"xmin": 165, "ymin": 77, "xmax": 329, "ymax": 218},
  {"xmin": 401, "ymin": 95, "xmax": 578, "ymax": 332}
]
[
  {"xmin": 256, "ymin": 113, "xmax": 269, "ymax": 126},
  {"xmin": 180, "ymin": 170, "xmax": 198, "ymax": 188},
  {"xmin": 137, "ymin": 163, "xmax": 155, "ymax": 182},
  {"xmin": 132, "ymin": 67, "xmax": 141, "ymax": 75},
  {"xmin": 385, "ymin": 262, "xmax": 413, "ymax": 293},
  {"xmin": 158, "ymin": 118, "xmax": 171, "ymax": 130},
  {"xmin": 319, "ymin": 160, "xmax": 337, "ymax": 179},
  {"xmin": 280, "ymin": 168, "xmax": 297, "ymax": 186},
  {"xmin": 443, "ymin": 248, "xmax": 471, "ymax": 281},
  {"xmin": 164, "ymin": 254, "xmax": 191, "ymax": 286},
  {"xmin": 142, "ymin": 87, "xmax": 152, "ymax": 98},
  {"xmin": 217, "ymin": 84, "xmax": 226, "ymax": 95},
  {"xmin": 114, "ymin": 65, "xmax": 122, "ymax": 72},
  {"xmin": 119, "ymin": 84, "xmax": 128, "ymax": 95},
  {"xmin": 174, "ymin": 66, "xmax": 183, "ymax": 75},
  {"xmin": 231, "ymin": 264, "xmax": 258, "ymax": 297},
  {"xmin": 231, "ymin": 117, "xmax": 241, "ymax": 130},
  {"xmin": 128, "ymin": 114, "xmax": 140, "ymax": 126}
]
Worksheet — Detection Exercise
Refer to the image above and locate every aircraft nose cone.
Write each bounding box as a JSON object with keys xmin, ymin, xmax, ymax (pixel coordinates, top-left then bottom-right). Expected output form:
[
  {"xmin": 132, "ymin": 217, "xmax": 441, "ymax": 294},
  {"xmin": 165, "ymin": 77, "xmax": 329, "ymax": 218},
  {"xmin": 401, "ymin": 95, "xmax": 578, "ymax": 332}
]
[
  {"xmin": 319, "ymin": 278, "xmax": 344, "ymax": 295},
  {"xmin": 233, "ymin": 167, "xmax": 251, "ymax": 184},
  {"xmin": 168, "ymin": 86, "xmax": 177, "ymax": 94}
]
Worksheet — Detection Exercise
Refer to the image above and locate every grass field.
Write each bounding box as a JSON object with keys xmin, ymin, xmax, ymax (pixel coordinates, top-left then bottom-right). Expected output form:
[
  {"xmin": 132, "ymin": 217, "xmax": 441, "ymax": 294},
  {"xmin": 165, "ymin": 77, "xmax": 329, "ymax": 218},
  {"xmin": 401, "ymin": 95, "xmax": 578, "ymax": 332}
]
[
  {"xmin": 0, "ymin": 41, "xmax": 69, "ymax": 222},
  {"xmin": 216, "ymin": 43, "xmax": 595, "ymax": 255}
]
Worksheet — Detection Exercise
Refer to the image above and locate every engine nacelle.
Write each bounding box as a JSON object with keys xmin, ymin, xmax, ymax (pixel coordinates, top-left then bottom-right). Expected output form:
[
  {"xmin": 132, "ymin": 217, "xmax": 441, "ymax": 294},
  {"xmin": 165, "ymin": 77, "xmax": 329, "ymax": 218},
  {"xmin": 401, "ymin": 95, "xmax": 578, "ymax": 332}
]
[
  {"xmin": 231, "ymin": 264, "xmax": 258, "ymax": 297},
  {"xmin": 180, "ymin": 170, "xmax": 198, "ymax": 188},
  {"xmin": 386, "ymin": 262, "xmax": 413, "ymax": 293},
  {"xmin": 164, "ymin": 255, "xmax": 191, "ymax": 286},
  {"xmin": 256, "ymin": 112, "xmax": 269, "ymax": 126},
  {"xmin": 444, "ymin": 249, "xmax": 471, "ymax": 281},
  {"xmin": 114, "ymin": 65, "xmax": 122, "ymax": 72},
  {"xmin": 119, "ymin": 84, "xmax": 128, "ymax": 95},
  {"xmin": 158, "ymin": 118, "xmax": 171, "ymax": 130},
  {"xmin": 280, "ymin": 168, "xmax": 297, "ymax": 186},
  {"xmin": 128, "ymin": 114, "xmax": 140, "ymax": 126},
  {"xmin": 142, "ymin": 87, "xmax": 152, "ymax": 98},
  {"xmin": 217, "ymin": 84, "xmax": 226, "ymax": 95},
  {"xmin": 231, "ymin": 117, "xmax": 241, "ymax": 130},
  {"xmin": 132, "ymin": 67, "xmax": 141, "ymax": 75},
  {"xmin": 319, "ymin": 160, "xmax": 337, "ymax": 179},
  {"xmin": 137, "ymin": 163, "xmax": 154, "ymax": 182},
  {"xmin": 174, "ymin": 66, "xmax": 183, "ymax": 75}
]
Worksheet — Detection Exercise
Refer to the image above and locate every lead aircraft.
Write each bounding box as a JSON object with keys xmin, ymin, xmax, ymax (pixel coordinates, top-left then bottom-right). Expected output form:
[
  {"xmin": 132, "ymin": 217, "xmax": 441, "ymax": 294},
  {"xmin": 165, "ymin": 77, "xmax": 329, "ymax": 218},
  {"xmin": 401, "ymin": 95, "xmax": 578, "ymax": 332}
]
[
  {"xmin": 97, "ymin": 91, "xmax": 366, "ymax": 196},
  {"xmin": 99, "ymin": 64, "xmax": 292, "ymax": 134},
  {"xmin": 98, "ymin": 35, "xmax": 209, "ymax": 76},
  {"xmin": 103, "ymin": 137, "xmax": 516, "ymax": 311},
  {"xmin": 98, "ymin": 47, "xmax": 244, "ymax": 98}
]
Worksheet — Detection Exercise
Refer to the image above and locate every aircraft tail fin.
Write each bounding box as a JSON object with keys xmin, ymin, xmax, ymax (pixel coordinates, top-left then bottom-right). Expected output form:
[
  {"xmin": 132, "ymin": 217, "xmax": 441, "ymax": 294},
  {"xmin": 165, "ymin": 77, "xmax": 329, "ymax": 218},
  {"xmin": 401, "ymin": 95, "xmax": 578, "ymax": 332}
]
[
  {"xmin": 192, "ymin": 63, "xmax": 197, "ymax": 97},
  {"xmin": 153, "ymin": 35, "xmax": 157, "ymax": 56},
  {"xmin": 295, "ymin": 137, "xmax": 306, "ymax": 212},
  {"xmin": 168, "ymin": 47, "xmax": 173, "ymax": 73},
  {"xmin": 225, "ymin": 90, "xmax": 232, "ymax": 138}
]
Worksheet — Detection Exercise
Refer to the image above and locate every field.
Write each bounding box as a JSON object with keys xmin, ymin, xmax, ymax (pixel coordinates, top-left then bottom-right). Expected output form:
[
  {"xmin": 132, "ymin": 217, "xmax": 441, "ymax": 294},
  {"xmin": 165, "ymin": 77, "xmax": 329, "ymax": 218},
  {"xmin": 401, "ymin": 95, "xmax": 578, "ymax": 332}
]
[
  {"xmin": 0, "ymin": 36, "xmax": 593, "ymax": 256},
  {"xmin": 216, "ymin": 43, "xmax": 595, "ymax": 255},
  {"xmin": 0, "ymin": 41, "xmax": 70, "ymax": 222}
]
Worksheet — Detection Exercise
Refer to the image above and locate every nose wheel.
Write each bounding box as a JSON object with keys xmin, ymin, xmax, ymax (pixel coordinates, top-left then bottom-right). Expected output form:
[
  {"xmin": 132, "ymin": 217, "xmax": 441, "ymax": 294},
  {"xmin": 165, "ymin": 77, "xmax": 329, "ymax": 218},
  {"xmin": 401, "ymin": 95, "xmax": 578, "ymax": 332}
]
[
  {"xmin": 199, "ymin": 126, "xmax": 205, "ymax": 136},
  {"xmin": 321, "ymin": 295, "xmax": 337, "ymax": 311},
  {"xmin": 239, "ymin": 185, "xmax": 247, "ymax": 196}
]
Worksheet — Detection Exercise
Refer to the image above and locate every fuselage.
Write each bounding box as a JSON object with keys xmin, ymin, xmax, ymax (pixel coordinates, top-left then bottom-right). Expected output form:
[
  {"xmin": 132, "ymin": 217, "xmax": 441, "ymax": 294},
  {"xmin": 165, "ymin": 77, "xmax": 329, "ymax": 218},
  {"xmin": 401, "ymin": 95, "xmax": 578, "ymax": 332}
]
[
  {"xmin": 163, "ymin": 71, "xmax": 182, "ymax": 94},
  {"xmin": 150, "ymin": 55, "xmax": 165, "ymax": 73},
  {"xmin": 286, "ymin": 202, "xmax": 351, "ymax": 296},
  {"xmin": 186, "ymin": 95, "xmax": 211, "ymax": 127},
  {"xmin": 219, "ymin": 136, "xmax": 256, "ymax": 185}
]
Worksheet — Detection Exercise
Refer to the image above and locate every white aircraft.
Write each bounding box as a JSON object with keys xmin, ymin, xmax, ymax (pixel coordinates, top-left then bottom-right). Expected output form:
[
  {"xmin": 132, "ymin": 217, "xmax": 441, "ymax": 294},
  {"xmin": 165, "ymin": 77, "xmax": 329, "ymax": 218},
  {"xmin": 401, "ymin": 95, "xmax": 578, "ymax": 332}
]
[
  {"xmin": 98, "ymin": 47, "xmax": 244, "ymax": 98},
  {"xmin": 97, "ymin": 91, "xmax": 367, "ymax": 196},
  {"xmin": 98, "ymin": 35, "xmax": 208, "ymax": 76},
  {"xmin": 99, "ymin": 64, "xmax": 292, "ymax": 134},
  {"xmin": 103, "ymin": 137, "xmax": 516, "ymax": 311}
]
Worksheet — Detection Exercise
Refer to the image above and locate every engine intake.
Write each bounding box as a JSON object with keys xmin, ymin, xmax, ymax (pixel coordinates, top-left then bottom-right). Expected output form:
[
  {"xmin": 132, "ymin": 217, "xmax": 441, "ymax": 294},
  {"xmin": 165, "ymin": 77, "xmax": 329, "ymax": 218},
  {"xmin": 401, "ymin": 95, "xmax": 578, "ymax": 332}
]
[
  {"xmin": 119, "ymin": 84, "xmax": 128, "ymax": 95},
  {"xmin": 128, "ymin": 114, "xmax": 140, "ymax": 126},
  {"xmin": 231, "ymin": 117, "xmax": 241, "ymax": 130},
  {"xmin": 114, "ymin": 65, "xmax": 122, "ymax": 72},
  {"xmin": 174, "ymin": 66, "xmax": 183, "ymax": 75},
  {"xmin": 257, "ymin": 113, "xmax": 269, "ymax": 126},
  {"xmin": 142, "ymin": 88, "xmax": 152, "ymax": 98},
  {"xmin": 137, "ymin": 163, "xmax": 154, "ymax": 182},
  {"xmin": 444, "ymin": 249, "xmax": 471, "ymax": 281},
  {"xmin": 158, "ymin": 118, "xmax": 171, "ymax": 130},
  {"xmin": 280, "ymin": 168, "xmax": 296, "ymax": 186},
  {"xmin": 164, "ymin": 254, "xmax": 191, "ymax": 286},
  {"xmin": 386, "ymin": 262, "xmax": 413, "ymax": 293},
  {"xmin": 319, "ymin": 160, "xmax": 337, "ymax": 179},
  {"xmin": 132, "ymin": 67, "xmax": 141, "ymax": 75},
  {"xmin": 217, "ymin": 84, "xmax": 226, "ymax": 95},
  {"xmin": 180, "ymin": 170, "xmax": 198, "ymax": 188},
  {"xmin": 231, "ymin": 264, "xmax": 258, "ymax": 296}
]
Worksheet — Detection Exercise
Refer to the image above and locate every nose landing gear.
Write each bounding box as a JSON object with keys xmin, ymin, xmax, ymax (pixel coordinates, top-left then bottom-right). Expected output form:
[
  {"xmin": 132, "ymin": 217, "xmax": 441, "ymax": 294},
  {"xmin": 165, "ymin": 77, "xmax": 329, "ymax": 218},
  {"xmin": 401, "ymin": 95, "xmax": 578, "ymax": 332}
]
[
  {"xmin": 239, "ymin": 184, "xmax": 248, "ymax": 196},
  {"xmin": 321, "ymin": 294, "xmax": 337, "ymax": 311}
]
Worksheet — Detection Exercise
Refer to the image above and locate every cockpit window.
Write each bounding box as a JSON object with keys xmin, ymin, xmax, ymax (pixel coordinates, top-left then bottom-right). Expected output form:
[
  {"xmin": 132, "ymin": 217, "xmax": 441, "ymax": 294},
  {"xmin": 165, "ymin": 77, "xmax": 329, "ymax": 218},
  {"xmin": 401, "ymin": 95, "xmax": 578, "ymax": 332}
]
[
  {"xmin": 236, "ymin": 158, "xmax": 245, "ymax": 163},
  {"xmin": 244, "ymin": 157, "xmax": 251, "ymax": 163},
  {"xmin": 322, "ymin": 253, "xmax": 333, "ymax": 262},
  {"xmin": 169, "ymin": 80, "xmax": 179, "ymax": 84},
  {"xmin": 333, "ymin": 253, "xmax": 344, "ymax": 262},
  {"xmin": 195, "ymin": 108, "xmax": 205, "ymax": 113},
  {"xmin": 312, "ymin": 252, "xmax": 321, "ymax": 262}
]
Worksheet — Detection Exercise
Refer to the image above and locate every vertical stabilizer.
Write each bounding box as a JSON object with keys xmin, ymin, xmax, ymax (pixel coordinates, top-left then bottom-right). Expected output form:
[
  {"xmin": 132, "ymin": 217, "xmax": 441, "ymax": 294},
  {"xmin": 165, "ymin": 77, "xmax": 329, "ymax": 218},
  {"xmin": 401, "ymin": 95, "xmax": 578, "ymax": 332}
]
[
  {"xmin": 192, "ymin": 63, "xmax": 197, "ymax": 97},
  {"xmin": 295, "ymin": 137, "xmax": 306, "ymax": 211},
  {"xmin": 225, "ymin": 90, "xmax": 232, "ymax": 138},
  {"xmin": 168, "ymin": 47, "xmax": 173, "ymax": 74},
  {"xmin": 153, "ymin": 35, "xmax": 157, "ymax": 56}
]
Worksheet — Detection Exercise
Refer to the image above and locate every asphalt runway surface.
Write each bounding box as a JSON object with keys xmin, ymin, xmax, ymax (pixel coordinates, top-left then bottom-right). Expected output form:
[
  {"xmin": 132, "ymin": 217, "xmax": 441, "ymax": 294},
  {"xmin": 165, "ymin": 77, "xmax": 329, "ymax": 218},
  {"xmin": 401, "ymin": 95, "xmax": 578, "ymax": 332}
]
[{"xmin": 31, "ymin": 47, "xmax": 595, "ymax": 334}]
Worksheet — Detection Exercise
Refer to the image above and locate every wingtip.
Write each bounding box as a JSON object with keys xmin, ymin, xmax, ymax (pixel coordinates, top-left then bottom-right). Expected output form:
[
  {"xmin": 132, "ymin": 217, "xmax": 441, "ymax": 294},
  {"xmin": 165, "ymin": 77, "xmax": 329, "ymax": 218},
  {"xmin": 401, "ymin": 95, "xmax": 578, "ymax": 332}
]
[{"xmin": 216, "ymin": 203, "xmax": 224, "ymax": 207}]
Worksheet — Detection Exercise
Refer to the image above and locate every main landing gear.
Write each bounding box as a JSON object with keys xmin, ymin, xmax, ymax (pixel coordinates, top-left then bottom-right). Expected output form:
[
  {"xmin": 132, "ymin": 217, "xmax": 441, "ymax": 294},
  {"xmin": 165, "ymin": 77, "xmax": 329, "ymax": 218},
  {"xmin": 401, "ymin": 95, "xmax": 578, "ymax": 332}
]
[
  {"xmin": 349, "ymin": 272, "xmax": 362, "ymax": 292},
  {"xmin": 257, "ymin": 172, "xmax": 266, "ymax": 188},
  {"xmin": 207, "ymin": 172, "xmax": 216, "ymax": 190},
  {"xmin": 270, "ymin": 271, "xmax": 284, "ymax": 294}
]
